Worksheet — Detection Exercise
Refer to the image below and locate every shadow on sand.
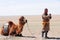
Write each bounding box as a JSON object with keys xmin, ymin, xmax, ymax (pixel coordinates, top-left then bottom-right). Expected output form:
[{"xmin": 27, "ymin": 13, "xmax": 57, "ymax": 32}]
[
  {"xmin": 16, "ymin": 36, "xmax": 36, "ymax": 38},
  {"xmin": 46, "ymin": 37, "xmax": 60, "ymax": 40}
]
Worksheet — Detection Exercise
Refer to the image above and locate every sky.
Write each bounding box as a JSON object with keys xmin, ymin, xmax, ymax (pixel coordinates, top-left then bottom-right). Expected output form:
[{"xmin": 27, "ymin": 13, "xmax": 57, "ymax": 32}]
[{"xmin": 0, "ymin": 0, "xmax": 60, "ymax": 16}]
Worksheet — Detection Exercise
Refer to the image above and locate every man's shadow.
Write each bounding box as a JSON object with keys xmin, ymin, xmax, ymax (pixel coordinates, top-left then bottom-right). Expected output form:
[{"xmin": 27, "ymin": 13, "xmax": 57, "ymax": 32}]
[{"xmin": 46, "ymin": 37, "xmax": 60, "ymax": 39}]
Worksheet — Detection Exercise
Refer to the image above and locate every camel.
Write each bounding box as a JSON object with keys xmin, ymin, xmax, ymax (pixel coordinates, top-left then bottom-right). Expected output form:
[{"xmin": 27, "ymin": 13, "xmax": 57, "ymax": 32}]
[{"xmin": 0, "ymin": 16, "xmax": 27, "ymax": 36}]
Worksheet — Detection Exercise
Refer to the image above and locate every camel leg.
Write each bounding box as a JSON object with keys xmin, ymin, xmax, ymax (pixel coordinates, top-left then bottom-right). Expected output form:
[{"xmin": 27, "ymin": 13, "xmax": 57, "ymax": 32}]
[
  {"xmin": 9, "ymin": 27, "xmax": 14, "ymax": 35},
  {"xmin": 15, "ymin": 29, "xmax": 23, "ymax": 36}
]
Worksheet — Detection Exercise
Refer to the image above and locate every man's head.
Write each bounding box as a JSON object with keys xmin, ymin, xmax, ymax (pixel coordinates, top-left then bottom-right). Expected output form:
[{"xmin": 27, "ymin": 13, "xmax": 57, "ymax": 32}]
[{"xmin": 44, "ymin": 8, "xmax": 48, "ymax": 15}]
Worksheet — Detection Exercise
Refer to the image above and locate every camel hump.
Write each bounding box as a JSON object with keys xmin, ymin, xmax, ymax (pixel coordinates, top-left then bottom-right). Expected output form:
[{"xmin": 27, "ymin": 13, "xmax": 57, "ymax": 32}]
[
  {"xmin": 3, "ymin": 23, "xmax": 9, "ymax": 33},
  {"xmin": 4, "ymin": 23, "xmax": 9, "ymax": 25}
]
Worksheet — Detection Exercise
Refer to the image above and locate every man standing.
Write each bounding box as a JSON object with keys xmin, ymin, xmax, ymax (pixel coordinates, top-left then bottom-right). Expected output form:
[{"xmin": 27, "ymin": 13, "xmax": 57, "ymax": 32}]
[{"xmin": 42, "ymin": 8, "xmax": 52, "ymax": 38}]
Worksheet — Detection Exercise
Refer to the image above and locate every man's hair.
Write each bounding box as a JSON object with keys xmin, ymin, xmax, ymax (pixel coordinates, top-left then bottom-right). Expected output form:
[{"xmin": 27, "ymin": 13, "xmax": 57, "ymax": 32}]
[{"xmin": 44, "ymin": 8, "xmax": 48, "ymax": 15}]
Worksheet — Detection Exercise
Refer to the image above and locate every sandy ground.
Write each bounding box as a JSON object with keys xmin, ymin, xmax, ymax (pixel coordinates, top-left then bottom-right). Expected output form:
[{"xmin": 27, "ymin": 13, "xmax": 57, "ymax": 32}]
[{"xmin": 0, "ymin": 15, "xmax": 60, "ymax": 40}]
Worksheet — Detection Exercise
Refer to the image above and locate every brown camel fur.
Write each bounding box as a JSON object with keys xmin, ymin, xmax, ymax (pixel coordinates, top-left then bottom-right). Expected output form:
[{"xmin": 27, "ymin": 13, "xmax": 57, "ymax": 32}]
[{"xmin": 0, "ymin": 16, "xmax": 27, "ymax": 36}]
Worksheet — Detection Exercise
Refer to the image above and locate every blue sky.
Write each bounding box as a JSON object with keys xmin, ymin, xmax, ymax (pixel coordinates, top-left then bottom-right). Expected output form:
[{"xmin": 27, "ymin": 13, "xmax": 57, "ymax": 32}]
[{"xmin": 0, "ymin": 0, "xmax": 60, "ymax": 16}]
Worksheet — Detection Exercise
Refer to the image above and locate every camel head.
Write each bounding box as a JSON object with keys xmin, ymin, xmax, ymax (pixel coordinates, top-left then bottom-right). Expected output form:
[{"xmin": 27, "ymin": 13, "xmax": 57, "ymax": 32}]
[{"xmin": 19, "ymin": 16, "xmax": 27, "ymax": 25}]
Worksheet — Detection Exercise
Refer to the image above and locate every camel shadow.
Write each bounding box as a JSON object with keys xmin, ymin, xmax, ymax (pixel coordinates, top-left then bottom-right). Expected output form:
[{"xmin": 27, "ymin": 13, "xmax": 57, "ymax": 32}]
[
  {"xmin": 16, "ymin": 35, "xmax": 36, "ymax": 38},
  {"xmin": 46, "ymin": 37, "xmax": 60, "ymax": 40},
  {"xmin": 2, "ymin": 35, "xmax": 36, "ymax": 38}
]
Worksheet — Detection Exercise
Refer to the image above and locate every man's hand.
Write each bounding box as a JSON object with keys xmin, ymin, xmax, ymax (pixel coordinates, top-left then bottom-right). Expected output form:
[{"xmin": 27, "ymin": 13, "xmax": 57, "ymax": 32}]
[
  {"xmin": 49, "ymin": 13, "xmax": 52, "ymax": 19},
  {"xmin": 49, "ymin": 13, "xmax": 51, "ymax": 16}
]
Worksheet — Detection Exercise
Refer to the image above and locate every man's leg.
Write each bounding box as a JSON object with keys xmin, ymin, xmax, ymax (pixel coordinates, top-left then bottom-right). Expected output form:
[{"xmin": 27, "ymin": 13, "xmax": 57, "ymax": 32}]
[
  {"xmin": 45, "ymin": 31, "xmax": 48, "ymax": 38},
  {"xmin": 42, "ymin": 31, "xmax": 45, "ymax": 37}
]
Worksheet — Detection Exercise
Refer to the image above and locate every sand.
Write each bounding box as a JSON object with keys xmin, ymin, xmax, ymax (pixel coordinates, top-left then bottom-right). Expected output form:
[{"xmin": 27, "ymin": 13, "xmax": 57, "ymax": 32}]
[{"xmin": 0, "ymin": 15, "xmax": 60, "ymax": 40}]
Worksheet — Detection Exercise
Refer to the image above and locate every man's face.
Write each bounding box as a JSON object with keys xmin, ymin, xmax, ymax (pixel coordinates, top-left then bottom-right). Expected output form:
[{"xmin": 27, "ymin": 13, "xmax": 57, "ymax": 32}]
[{"xmin": 45, "ymin": 9, "xmax": 48, "ymax": 13}]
